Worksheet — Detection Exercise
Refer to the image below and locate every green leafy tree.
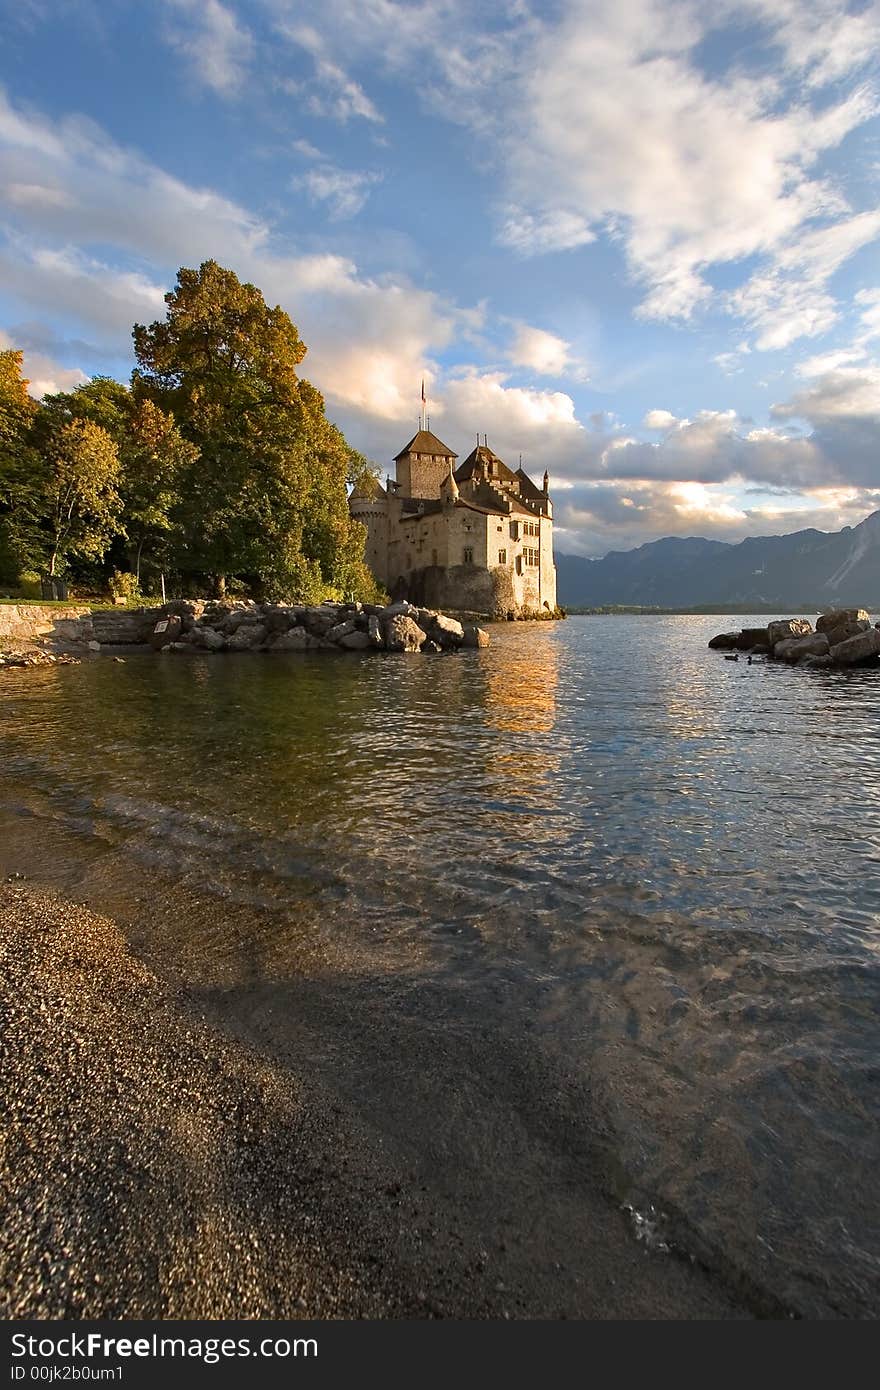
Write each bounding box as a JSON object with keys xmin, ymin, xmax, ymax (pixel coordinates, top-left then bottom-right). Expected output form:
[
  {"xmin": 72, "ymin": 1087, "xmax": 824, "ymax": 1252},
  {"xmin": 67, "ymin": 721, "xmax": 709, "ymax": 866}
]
[
  {"xmin": 122, "ymin": 399, "xmax": 199, "ymax": 584},
  {"xmin": 132, "ymin": 259, "xmax": 376, "ymax": 599},
  {"xmin": 39, "ymin": 376, "xmax": 131, "ymax": 440},
  {"xmin": 0, "ymin": 350, "xmax": 40, "ymax": 581},
  {"xmin": 38, "ymin": 377, "xmax": 196, "ymax": 585},
  {"xmin": 40, "ymin": 419, "xmax": 121, "ymax": 577}
]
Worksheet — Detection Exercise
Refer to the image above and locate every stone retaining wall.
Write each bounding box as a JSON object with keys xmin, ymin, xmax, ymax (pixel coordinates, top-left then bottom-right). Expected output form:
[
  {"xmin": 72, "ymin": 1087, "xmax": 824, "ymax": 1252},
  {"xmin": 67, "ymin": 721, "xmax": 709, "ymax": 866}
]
[{"xmin": 0, "ymin": 605, "xmax": 91, "ymax": 643}]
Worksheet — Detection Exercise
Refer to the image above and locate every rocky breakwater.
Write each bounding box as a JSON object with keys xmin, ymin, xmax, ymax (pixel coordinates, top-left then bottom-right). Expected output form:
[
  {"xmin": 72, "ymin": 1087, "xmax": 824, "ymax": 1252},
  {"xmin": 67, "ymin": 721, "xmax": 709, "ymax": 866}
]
[
  {"xmin": 709, "ymin": 609, "xmax": 880, "ymax": 669},
  {"xmin": 152, "ymin": 599, "xmax": 490, "ymax": 656}
]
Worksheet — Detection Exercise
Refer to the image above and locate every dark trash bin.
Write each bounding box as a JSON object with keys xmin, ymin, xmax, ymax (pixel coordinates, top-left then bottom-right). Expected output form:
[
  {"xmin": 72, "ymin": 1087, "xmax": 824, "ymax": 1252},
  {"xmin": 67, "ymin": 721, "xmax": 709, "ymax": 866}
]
[{"xmin": 40, "ymin": 576, "xmax": 68, "ymax": 601}]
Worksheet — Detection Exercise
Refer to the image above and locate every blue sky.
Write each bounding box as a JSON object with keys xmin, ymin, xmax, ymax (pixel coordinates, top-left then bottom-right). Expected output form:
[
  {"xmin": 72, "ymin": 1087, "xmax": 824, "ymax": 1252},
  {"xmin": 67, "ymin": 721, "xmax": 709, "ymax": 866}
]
[{"xmin": 1, "ymin": 0, "xmax": 879, "ymax": 557}]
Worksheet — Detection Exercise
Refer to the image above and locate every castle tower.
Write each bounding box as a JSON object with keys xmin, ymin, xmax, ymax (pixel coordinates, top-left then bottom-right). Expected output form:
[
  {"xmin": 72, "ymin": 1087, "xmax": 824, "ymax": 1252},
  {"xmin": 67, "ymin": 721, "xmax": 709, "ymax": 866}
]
[
  {"xmin": 394, "ymin": 429, "xmax": 458, "ymax": 500},
  {"xmin": 348, "ymin": 472, "xmax": 390, "ymax": 585}
]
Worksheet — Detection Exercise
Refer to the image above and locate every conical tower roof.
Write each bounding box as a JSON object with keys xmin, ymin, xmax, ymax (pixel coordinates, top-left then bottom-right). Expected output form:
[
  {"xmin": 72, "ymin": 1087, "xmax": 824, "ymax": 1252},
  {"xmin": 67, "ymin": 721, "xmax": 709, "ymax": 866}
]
[{"xmin": 349, "ymin": 472, "xmax": 385, "ymax": 501}]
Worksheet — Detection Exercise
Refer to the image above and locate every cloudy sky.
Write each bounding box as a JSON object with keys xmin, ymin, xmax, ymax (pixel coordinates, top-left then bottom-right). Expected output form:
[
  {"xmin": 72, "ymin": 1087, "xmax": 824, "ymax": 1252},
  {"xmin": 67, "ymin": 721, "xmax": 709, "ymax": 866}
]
[{"xmin": 1, "ymin": 0, "xmax": 879, "ymax": 557}]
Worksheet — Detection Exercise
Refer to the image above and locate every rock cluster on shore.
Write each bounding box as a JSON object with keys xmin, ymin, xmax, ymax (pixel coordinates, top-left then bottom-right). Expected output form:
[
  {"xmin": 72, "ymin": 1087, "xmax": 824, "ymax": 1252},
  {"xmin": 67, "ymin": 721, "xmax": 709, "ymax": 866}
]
[
  {"xmin": 709, "ymin": 609, "xmax": 880, "ymax": 669},
  {"xmin": 151, "ymin": 598, "xmax": 489, "ymax": 655},
  {"xmin": 0, "ymin": 650, "xmax": 80, "ymax": 671}
]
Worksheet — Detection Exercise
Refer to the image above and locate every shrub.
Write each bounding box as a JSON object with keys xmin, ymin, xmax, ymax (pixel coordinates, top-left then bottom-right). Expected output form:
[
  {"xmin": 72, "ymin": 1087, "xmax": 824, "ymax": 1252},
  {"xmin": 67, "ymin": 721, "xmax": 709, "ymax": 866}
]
[{"xmin": 108, "ymin": 570, "xmax": 141, "ymax": 604}]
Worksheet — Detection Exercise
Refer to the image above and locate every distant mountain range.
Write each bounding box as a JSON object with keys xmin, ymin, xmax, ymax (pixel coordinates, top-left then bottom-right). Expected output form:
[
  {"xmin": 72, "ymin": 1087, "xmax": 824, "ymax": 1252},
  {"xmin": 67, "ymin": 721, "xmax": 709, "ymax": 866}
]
[{"xmin": 556, "ymin": 510, "xmax": 880, "ymax": 610}]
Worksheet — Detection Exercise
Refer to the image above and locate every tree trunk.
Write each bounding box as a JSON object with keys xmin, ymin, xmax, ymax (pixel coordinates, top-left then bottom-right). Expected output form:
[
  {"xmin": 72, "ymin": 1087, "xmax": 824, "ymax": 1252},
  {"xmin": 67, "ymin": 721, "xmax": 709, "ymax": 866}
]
[
  {"xmin": 212, "ymin": 574, "xmax": 226, "ymax": 599},
  {"xmin": 49, "ymin": 549, "xmax": 58, "ymax": 577},
  {"xmin": 135, "ymin": 536, "xmax": 145, "ymax": 587}
]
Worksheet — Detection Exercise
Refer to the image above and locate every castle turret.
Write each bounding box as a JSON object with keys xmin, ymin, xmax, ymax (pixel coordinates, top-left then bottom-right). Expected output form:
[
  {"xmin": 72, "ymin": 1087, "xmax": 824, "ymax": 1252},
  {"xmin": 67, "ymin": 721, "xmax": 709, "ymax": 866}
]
[
  {"xmin": 348, "ymin": 472, "xmax": 390, "ymax": 584},
  {"xmin": 394, "ymin": 429, "xmax": 457, "ymax": 500},
  {"xmin": 440, "ymin": 460, "xmax": 459, "ymax": 509}
]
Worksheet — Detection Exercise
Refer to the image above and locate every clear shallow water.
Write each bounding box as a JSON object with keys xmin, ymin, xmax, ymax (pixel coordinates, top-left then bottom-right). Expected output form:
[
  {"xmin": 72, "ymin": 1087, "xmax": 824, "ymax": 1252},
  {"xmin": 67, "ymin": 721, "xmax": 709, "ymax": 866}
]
[{"xmin": 1, "ymin": 615, "xmax": 879, "ymax": 1315}]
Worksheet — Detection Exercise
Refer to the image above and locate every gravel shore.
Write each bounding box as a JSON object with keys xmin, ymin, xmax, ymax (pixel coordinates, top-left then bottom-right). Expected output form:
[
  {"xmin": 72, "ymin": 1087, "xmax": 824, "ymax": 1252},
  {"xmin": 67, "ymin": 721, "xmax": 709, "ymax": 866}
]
[
  {"xmin": 0, "ymin": 883, "xmax": 447, "ymax": 1318},
  {"xmin": 0, "ymin": 880, "xmax": 750, "ymax": 1320}
]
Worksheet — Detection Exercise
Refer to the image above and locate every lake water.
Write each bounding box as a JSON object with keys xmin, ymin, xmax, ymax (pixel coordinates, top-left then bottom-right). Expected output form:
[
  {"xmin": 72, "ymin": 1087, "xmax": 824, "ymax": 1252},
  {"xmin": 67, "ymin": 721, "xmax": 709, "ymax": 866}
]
[{"xmin": 1, "ymin": 614, "xmax": 878, "ymax": 1316}]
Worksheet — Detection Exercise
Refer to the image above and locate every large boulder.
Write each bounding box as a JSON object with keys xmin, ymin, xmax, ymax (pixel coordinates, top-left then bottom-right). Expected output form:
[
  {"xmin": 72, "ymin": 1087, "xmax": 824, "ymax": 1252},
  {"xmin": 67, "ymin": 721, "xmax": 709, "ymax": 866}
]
[
  {"xmin": 381, "ymin": 600, "xmax": 418, "ymax": 620},
  {"xmin": 767, "ymin": 618, "xmax": 812, "ymax": 647},
  {"xmin": 300, "ymin": 606, "xmax": 341, "ymax": 637},
  {"xmin": 327, "ymin": 619, "xmax": 357, "ymax": 642},
  {"xmin": 226, "ymin": 622, "xmax": 267, "ymax": 650},
  {"xmin": 384, "ymin": 614, "xmax": 426, "ymax": 652},
  {"xmin": 270, "ymin": 628, "xmax": 317, "ymax": 651},
  {"xmin": 462, "ymin": 624, "xmax": 490, "ymax": 648},
  {"xmin": 735, "ymin": 628, "xmax": 771, "ymax": 652},
  {"xmin": 774, "ymin": 633, "xmax": 830, "ymax": 663},
  {"xmin": 429, "ymin": 613, "xmax": 465, "ymax": 648},
  {"xmin": 816, "ymin": 609, "xmax": 870, "ymax": 634},
  {"xmin": 149, "ymin": 615, "xmax": 182, "ymax": 649},
  {"xmin": 191, "ymin": 625, "xmax": 226, "ymax": 651},
  {"xmin": 337, "ymin": 630, "xmax": 371, "ymax": 650},
  {"xmin": 822, "ymin": 617, "xmax": 870, "ymax": 648},
  {"xmin": 830, "ymin": 627, "xmax": 880, "ymax": 667},
  {"xmin": 262, "ymin": 606, "xmax": 299, "ymax": 635},
  {"xmin": 164, "ymin": 600, "xmax": 205, "ymax": 629},
  {"xmin": 708, "ymin": 632, "xmax": 740, "ymax": 650}
]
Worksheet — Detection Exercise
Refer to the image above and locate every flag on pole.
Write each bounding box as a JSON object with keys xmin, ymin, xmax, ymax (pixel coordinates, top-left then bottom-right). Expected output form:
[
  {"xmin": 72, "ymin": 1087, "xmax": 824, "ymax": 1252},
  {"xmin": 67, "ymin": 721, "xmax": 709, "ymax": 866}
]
[{"xmin": 421, "ymin": 379, "xmax": 426, "ymax": 404}]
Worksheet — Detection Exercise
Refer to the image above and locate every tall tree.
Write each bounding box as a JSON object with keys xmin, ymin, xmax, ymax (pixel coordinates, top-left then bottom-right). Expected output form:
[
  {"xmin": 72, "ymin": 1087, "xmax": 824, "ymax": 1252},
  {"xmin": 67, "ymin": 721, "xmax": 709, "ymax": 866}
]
[
  {"xmin": 40, "ymin": 419, "xmax": 121, "ymax": 577},
  {"xmin": 40, "ymin": 378, "xmax": 196, "ymax": 584},
  {"xmin": 0, "ymin": 350, "xmax": 39, "ymax": 581},
  {"xmin": 122, "ymin": 399, "xmax": 199, "ymax": 584},
  {"xmin": 132, "ymin": 260, "xmax": 377, "ymax": 599}
]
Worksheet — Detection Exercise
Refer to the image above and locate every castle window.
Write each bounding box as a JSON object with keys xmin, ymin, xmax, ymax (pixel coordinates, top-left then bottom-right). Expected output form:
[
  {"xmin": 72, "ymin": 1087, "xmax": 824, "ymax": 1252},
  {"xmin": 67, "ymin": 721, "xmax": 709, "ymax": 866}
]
[
  {"xmin": 515, "ymin": 556, "xmax": 523, "ymax": 575},
  {"xmin": 510, "ymin": 521, "xmax": 520, "ymax": 540},
  {"xmin": 463, "ymin": 546, "xmax": 474, "ymax": 564},
  {"xmin": 498, "ymin": 548, "xmax": 507, "ymax": 565}
]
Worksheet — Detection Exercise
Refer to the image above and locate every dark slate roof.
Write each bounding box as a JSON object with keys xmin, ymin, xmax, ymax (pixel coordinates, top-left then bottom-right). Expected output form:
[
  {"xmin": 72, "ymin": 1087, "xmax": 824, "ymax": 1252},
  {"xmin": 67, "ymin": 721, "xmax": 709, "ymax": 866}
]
[
  {"xmin": 457, "ymin": 483, "xmax": 537, "ymax": 518},
  {"xmin": 515, "ymin": 467, "xmax": 544, "ymax": 500},
  {"xmin": 454, "ymin": 444, "xmax": 519, "ymax": 487},
  {"xmin": 400, "ymin": 500, "xmax": 444, "ymax": 519},
  {"xmin": 394, "ymin": 429, "xmax": 458, "ymax": 462}
]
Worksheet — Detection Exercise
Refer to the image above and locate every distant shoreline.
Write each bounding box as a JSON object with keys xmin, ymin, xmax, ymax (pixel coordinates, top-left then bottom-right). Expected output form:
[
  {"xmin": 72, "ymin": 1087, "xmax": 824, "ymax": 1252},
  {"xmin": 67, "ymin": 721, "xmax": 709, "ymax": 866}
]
[{"xmin": 564, "ymin": 604, "xmax": 879, "ymax": 616}]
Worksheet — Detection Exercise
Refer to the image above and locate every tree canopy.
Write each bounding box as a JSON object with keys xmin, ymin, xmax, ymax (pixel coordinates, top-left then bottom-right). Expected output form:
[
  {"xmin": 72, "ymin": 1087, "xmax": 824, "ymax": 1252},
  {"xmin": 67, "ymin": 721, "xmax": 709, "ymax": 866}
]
[{"xmin": 0, "ymin": 261, "xmax": 382, "ymax": 601}]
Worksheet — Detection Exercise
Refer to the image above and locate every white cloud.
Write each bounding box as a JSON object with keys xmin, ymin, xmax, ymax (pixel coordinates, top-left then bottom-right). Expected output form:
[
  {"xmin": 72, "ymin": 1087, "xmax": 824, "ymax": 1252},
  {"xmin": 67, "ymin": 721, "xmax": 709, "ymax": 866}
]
[
  {"xmin": 268, "ymin": 1, "xmax": 880, "ymax": 346},
  {"xmin": 643, "ymin": 408, "xmax": 679, "ymax": 431},
  {"xmin": 277, "ymin": 23, "xmax": 383, "ymax": 123},
  {"xmin": 0, "ymin": 86, "xmax": 464, "ymax": 427},
  {"xmin": 499, "ymin": 210, "xmax": 595, "ymax": 256},
  {"xmin": 506, "ymin": 8, "xmax": 875, "ymax": 326},
  {"xmin": 292, "ymin": 163, "xmax": 381, "ymax": 219},
  {"xmin": 164, "ymin": 0, "xmax": 254, "ymax": 96},
  {"xmin": 772, "ymin": 363, "xmax": 880, "ymax": 425},
  {"xmin": 739, "ymin": 0, "xmax": 880, "ymax": 89},
  {"xmin": 729, "ymin": 209, "xmax": 880, "ymax": 350},
  {"xmin": 508, "ymin": 323, "xmax": 588, "ymax": 379},
  {"xmin": 554, "ymin": 476, "xmax": 880, "ymax": 555}
]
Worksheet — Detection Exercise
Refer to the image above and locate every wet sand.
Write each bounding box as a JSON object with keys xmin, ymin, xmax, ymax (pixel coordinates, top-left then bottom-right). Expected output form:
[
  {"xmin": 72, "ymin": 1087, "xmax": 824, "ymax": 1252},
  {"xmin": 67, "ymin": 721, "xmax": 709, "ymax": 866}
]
[{"xmin": 0, "ymin": 877, "xmax": 752, "ymax": 1319}]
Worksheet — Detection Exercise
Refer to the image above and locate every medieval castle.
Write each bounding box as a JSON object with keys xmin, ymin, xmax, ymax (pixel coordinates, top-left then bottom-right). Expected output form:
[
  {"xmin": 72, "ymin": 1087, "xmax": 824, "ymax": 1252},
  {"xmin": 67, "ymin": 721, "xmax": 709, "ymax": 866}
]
[{"xmin": 349, "ymin": 426, "xmax": 557, "ymax": 617}]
